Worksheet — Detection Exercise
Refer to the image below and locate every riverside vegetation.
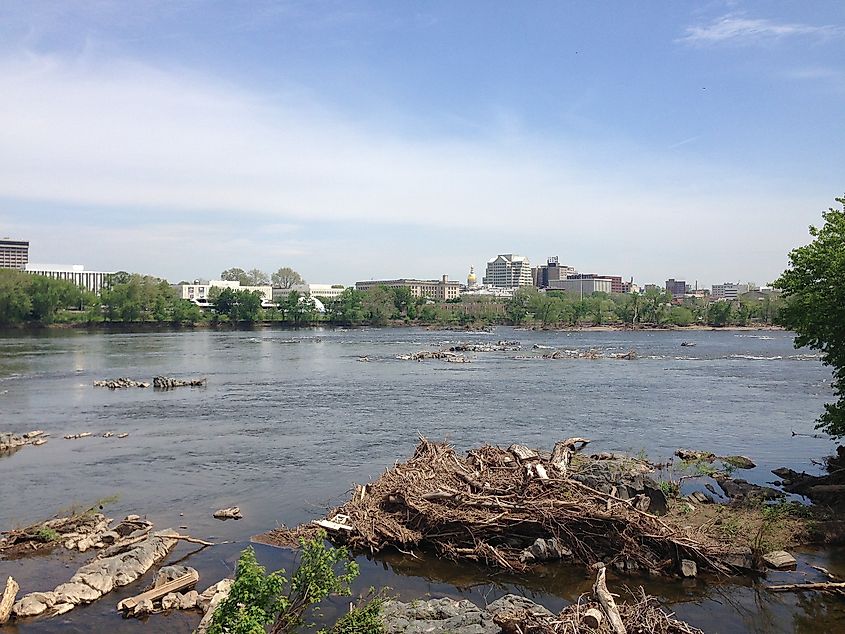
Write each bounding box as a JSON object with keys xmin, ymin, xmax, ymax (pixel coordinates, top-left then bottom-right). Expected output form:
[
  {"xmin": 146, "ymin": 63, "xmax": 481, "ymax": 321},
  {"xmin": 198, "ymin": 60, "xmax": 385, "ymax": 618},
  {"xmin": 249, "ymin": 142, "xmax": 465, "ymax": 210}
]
[{"xmin": 0, "ymin": 268, "xmax": 784, "ymax": 330}]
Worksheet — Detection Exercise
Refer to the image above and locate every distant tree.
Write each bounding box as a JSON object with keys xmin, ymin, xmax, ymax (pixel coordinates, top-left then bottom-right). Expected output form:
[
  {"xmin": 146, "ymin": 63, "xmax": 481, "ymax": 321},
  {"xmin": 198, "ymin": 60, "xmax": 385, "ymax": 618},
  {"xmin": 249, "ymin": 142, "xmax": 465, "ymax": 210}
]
[
  {"xmin": 775, "ymin": 195, "xmax": 845, "ymax": 437},
  {"xmin": 325, "ymin": 289, "xmax": 364, "ymax": 324},
  {"xmin": 247, "ymin": 268, "xmax": 270, "ymax": 285},
  {"xmin": 110, "ymin": 271, "xmax": 131, "ymax": 285},
  {"xmin": 667, "ymin": 306, "xmax": 694, "ymax": 327},
  {"xmin": 361, "ymin": 286, "xmax": 394, "ymax": 325},
  {"xmin": 506, "ymin": 287, "xmax": 535, "ymax": 325},
  {"xmin": 706, "ymin": 301, "xmax": 733, "ymax": 327},
  {"xmin": 391, "ymin": 286, "xmax": 415, "ymax": 319},
  {"xmin": 271, "ymin": 267, "xmax": 304, "ymax": 289},
  {"xmin": 220, "ymin": 268, "xmax": 251, "ymax": 285},
  {"xmin": 279, "ymin": 290, "xmax": 316, "ymax": 326},
  {"xmin": 0, "ymin": 270, "xmax": 33, "ymax": 325}
]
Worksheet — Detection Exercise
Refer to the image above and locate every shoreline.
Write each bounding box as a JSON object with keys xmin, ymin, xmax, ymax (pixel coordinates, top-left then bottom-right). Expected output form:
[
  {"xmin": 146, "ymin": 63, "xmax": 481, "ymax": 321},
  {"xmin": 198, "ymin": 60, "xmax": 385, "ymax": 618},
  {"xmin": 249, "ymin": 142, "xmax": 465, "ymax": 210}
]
[{"xmin": 0, "ymin": 321, "xmax": 787, "ymax": 335}]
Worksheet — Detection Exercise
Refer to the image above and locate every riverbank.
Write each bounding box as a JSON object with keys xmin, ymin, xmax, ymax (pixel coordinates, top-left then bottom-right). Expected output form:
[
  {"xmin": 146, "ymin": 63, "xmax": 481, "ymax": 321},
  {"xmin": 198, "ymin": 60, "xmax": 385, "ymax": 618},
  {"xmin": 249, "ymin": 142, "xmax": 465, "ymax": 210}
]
[{"xmin": 1, "ymin": 320, "xmax": 786, "ymax": 335}]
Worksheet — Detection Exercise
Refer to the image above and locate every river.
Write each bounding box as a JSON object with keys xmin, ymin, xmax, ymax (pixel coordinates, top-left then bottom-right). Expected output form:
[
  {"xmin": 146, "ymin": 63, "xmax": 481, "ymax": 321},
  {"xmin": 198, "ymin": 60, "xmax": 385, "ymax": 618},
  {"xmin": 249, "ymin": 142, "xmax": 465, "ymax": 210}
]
[{"xmin": 0, "ymin": 326, "xmax": 842, "ymax": 632}]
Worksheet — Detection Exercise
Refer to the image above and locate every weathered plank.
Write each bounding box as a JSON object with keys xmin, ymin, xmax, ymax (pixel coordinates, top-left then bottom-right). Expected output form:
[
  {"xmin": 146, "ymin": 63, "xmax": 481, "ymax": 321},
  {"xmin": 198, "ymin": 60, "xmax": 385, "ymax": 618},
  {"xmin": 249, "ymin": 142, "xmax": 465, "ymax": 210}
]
[
  {"xmin": 117, "ymin": 569, "xmax": 199, "ymax": 611},
  {"xmin": 0, "ymin": 576, "xmax": 19, "ymax": 624}
]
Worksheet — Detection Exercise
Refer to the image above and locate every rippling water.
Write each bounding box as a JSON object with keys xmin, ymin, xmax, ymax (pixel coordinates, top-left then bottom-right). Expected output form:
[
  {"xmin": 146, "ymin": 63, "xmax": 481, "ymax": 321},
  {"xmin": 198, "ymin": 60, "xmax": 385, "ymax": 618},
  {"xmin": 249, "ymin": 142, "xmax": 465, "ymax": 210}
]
[{"xmin": 0, "ymin": 326, "xmax": 842, "ymax": 633}]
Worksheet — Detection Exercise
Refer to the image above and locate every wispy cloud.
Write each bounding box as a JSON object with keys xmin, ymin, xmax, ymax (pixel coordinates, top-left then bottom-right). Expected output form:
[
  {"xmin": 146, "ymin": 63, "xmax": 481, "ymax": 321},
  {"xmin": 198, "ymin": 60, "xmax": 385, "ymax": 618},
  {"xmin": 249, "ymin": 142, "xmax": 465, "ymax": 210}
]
[{"xmin": 680, "ymin": 14, "xmax": 843, "ymax": 45}]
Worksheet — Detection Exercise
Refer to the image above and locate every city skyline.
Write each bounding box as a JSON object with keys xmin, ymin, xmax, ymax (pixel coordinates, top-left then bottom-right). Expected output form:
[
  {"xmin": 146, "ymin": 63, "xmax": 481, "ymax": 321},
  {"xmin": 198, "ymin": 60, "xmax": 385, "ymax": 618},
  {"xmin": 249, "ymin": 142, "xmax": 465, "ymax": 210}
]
[{"xmin": 1, "ymin": 1, "xmax": 843, "ymax": 288}]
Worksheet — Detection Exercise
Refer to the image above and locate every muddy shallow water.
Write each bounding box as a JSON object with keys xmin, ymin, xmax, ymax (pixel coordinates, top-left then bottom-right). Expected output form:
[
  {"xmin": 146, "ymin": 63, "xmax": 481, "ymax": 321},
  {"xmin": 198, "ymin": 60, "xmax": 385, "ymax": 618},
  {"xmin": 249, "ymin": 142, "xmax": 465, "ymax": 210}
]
[{"xmin": 0, "ymin": 326, "xmax": 842, "ymax": 632}]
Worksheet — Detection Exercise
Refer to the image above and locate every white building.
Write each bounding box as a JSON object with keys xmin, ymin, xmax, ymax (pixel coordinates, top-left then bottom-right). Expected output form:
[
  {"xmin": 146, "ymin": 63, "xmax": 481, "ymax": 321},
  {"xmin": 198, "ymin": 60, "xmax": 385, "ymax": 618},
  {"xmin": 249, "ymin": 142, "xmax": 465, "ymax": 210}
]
[
  {"xmin": 711, "ymin": 282, "xmax": 755, "ymax": 301},
  {"xmin": 25, "ymin": 264, "xmax": 114, "ymax": 294},
  {"xmin": 177, "ymin": 280, "xmax": 274, "ymax": 307},
  {"xmin": 272, "ymin": 283, "xmax": 348, "ymax": 301},
  {"xmin": 483, "ymin": 254, "xmax": 533, "ymax": 288}
]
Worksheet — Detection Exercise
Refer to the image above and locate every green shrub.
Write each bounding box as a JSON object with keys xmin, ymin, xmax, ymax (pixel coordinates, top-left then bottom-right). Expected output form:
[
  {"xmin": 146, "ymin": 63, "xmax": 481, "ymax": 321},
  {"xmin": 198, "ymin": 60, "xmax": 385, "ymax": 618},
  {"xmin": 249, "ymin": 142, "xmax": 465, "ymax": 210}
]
[{"xmin": 210, "ymin": 531, "xmax": 360, "ymax": 634}]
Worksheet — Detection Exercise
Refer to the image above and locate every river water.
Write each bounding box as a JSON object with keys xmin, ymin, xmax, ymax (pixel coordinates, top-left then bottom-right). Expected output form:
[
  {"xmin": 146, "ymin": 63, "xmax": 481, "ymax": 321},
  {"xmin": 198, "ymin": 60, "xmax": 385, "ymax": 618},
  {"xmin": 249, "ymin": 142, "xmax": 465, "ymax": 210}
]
[{"xmin": 0, "ymin": 326, "xmax": 842, "ymax": 633}]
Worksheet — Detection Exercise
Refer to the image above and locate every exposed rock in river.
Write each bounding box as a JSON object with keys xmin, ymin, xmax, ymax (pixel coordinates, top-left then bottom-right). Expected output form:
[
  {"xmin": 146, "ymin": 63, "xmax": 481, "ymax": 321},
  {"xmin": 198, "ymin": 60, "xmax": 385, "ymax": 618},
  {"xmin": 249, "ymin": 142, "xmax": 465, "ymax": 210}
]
[
  {"xmin": 94, "ymin": 378, "xmax": 150, "ymax": 389},
  {"xmin": 153, "ymin": 376, "xmax": 207, "ymax": 389},
  {"xmin": 12, "ymin": 529, "xmax": 178, "ymax": 619}
]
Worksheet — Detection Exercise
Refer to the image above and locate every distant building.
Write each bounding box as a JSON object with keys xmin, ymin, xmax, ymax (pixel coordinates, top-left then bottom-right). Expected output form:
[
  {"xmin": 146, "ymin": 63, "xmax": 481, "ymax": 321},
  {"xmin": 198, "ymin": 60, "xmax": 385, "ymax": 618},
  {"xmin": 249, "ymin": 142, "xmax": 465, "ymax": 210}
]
[
  {"xmin": 355, "ymin": 275, "xmax": 461, "ymax": 301},
  {"xmin": 483, "ymin": 254, "xmax": 532, "ymax": 288},
  {"xmin": 532, "ymin": 257, "xmax": 577, "ymax": 289},
  {"xmin": 549, "ymin": 276, "xmax": 613, "ymax": 296},
  {"xmin": 467, "ymin": 266, "xmax": 478, "ymax": 288},
  {"xmin": 25, "ymin": 264, "xmax": 113, "ymax": 294},
  {"xmin": 711, "ymin": 282, "xmax": 755, "ymax": 301},
  {"xmin": 273, "ymin": 283, "xmax": 348, "ymax": 302},
  {"xmin": 176, "ymin": 280, "xmax": 274, "ymax": 307},
  {"xmin": 0, "ymin": 239, "xmax": 29, "ymax": 270},
  {"xmin": 620, "ymin": 280, "xmax": 638, "ymax": 294},
  {"xmin": 665, "ymin": 279, "xmax": 687, "ymax": 299}
]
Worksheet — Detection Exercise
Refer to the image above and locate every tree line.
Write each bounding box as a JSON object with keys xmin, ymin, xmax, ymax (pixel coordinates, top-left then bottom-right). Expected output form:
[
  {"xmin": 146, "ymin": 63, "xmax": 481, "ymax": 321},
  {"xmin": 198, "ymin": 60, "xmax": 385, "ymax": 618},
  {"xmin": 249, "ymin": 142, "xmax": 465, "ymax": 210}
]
[{"xmin": 0, "ymin": 267, "xmax": 785, "ymax": 328}]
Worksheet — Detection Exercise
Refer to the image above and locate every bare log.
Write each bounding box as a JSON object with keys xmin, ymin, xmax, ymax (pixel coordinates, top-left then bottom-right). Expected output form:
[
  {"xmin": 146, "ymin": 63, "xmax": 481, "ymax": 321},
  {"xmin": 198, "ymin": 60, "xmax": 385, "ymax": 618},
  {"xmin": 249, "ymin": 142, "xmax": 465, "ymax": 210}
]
[
  {"xmin": 117, "ymin": 569, "xmax": 199, "ymax": 611},
  {"xmin": 0, "ymin": 576, "xmax": 19, "ymax": 624},
  {"xmin": 582, "ymin": 606, "xmax": 603, "ymax": 629},
  {"xmin": 551, "ymin": 437, "xmax": 591, "ymax": 473},
  {"xmin": 593, "ymin": 566, "xmax": 627, "ymax": 634},
  {"xmin": 767, "ymin": 581, "xmax": 845, "ymax": 593},
  {"xmin": 508, "ymin": 444, "xmax": 538, "ymax": 461}
]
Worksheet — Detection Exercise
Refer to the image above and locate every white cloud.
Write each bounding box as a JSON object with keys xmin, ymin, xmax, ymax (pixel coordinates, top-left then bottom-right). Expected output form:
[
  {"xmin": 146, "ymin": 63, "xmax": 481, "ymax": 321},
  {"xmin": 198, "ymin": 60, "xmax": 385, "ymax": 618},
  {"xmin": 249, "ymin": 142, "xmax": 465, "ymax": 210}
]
[
  {"xmin": 680, "ymin": 14, "xmax": 843, "ymax": 45},
  {"xmin": 0, "ymin": 51, "xmax": 827, "ymax": 286}
]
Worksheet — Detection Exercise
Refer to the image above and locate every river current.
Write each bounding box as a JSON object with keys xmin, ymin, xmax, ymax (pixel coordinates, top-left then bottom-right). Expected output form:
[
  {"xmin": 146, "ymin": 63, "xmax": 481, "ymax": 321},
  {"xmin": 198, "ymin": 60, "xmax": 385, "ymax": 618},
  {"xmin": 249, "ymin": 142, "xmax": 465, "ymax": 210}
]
[{"xmin": 0, "ymin": 327, "xmax": 842, "ymax": 633}]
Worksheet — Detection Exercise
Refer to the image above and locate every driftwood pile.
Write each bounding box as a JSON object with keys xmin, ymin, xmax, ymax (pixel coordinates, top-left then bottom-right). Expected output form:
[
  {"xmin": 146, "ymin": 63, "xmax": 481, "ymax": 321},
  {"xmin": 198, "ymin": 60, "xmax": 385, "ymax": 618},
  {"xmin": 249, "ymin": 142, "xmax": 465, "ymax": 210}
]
[
  {"xmin": 494, "ymin": 567, "xmax": 703, "ymax": 634},
  {"xmin": 0, "ymin": 511, "xmax": 152, "ymax": 557},
  {"xmin": 263, "ymin": 438, "xmax": 750, "ymax": 576}
]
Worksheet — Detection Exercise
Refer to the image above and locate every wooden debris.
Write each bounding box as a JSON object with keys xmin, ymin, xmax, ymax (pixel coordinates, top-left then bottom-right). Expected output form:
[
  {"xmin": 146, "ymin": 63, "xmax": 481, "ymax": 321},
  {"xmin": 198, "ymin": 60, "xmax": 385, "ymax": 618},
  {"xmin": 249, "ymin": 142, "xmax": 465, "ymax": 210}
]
[
  {"xmin": 0, "ymin": 576, "xmax": 19, "ymax": 625},
  {"xmin": 583, "ymin": 607, "xmax": 603, "ymax": 629},
  {"xmin": 508, "ymin": 444, "xmax": 538, "ymax": 461},
  {"xmin": 594, "ymin": 565, "xmax": 627, "ymax": 634},
  {"xmin": 117, "ymin": 570, "xmax": 199, "ymax": 611},
  {"xmin": 767, "ymin": 581, "xmax": 845, "ymax": 593}
]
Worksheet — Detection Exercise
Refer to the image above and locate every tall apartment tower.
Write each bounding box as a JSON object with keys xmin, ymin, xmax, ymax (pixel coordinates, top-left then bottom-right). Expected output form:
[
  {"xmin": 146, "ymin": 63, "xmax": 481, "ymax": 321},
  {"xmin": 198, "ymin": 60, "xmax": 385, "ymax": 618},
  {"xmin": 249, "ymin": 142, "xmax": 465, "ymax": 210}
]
[
  {"xmin": 0, "ymin": 239, "xmax": 29, "ymax": 270},
  {"xmin": 483, "ymin": 254, "xmax": 533, "ymax": 288}
]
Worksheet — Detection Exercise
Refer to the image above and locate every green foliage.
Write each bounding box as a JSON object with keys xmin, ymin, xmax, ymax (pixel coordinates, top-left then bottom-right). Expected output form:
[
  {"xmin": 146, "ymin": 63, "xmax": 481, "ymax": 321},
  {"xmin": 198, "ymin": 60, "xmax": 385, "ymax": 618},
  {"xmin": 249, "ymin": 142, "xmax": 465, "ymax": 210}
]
[
  {"xmin": 658, "ymin": 480, "xmax": 680, "ymax": 498},
  {"xmin": 505, "ymin": 287, "xmax": 534, "ymax": 325},
  {"xmin": 775, "ymin": 196, "xmax": 845, "ymax": 437},
  {"xmin": 325, "ymin": 289, "xmax": 364, "ymax": 324},
  {"xmin": 34, "ymin": 527, "xmax": 60, "ymax": 542},
  {"xmin": 220, "ymin": 267, "xmax": 252, "ymax": 286},
  {"xmin": 706, "ymin": 301, "xmax": 733, "ymax": 327},
  {"xmin": 321, "ymin": 592, "xmax": 385, "ymax": 634},
  {"xmin": 214, "ymin": 288, "xmax": 263, "ymax": 322},
  {"xmin": 667, "ymin": 306, "xmax": 694, "ymax": 327},
  {"xmin": 361, "ymin": 286, "xmax": 394, "ymax": 325},
  {"xmin": 0, "ymin": 270, "xmax": 85, "ymax": 325},
  {"xmin": 211, "ymin": 533, "xmax": 359, "ymax": 634},
  {"xmin": 278, "ymin": 290, "xmax": 318, "ymax": 326}
]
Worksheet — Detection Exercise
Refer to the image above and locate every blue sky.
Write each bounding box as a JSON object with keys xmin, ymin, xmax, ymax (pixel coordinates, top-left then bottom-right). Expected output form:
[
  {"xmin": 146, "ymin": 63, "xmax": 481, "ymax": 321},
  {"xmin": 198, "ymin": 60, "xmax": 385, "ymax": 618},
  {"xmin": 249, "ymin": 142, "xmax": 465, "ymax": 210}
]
[{"xmin": 1, "ymin": 1, "xmax": 843, "ymax": 287}]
